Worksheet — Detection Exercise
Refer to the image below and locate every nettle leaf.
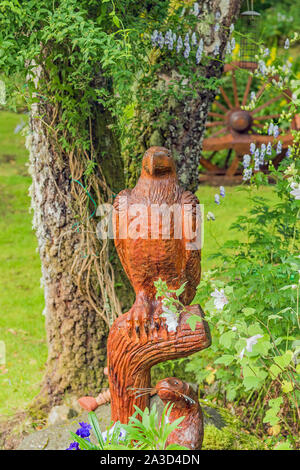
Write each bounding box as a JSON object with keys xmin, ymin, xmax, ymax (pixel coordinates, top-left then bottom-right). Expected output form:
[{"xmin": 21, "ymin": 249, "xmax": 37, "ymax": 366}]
[
  {"xmin": 214, "ymin": 354, "xmax": 235, "ymax": 366},
  {"xmin": 187, "ymin": 314, "xmax": 201, "ymax": 332},
  {"xmin": 219, "ymin": 330, "xmax": 236, "ymax": 349},
  {"xmin": 281, "ymin": 380, "xmax": 294, "ymax": 393},
  {"xmin": 243, "ymin": 375, "xmax": 262, "ymax": 391},
  {"xmin": 274, "ymin": 351, "xmax": 293, "ymax": 369},
  {"xmin": 242, "ymin": 307, "xmax": 256, "ymax": 317},
  {"xmin": 269, "ymin": 364, "xmax": 281, "ymax": 379}
]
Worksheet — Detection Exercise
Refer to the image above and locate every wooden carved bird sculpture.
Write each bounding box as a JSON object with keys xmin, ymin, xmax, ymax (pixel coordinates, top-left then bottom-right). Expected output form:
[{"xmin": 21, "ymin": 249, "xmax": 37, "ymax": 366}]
[
  {"xmin": 113, "ymin": 146, "xmax": 202, "ymax": 306},
  {"xmin": 107, "ymin": 146, "xmax": 210, "ymax": 424}
]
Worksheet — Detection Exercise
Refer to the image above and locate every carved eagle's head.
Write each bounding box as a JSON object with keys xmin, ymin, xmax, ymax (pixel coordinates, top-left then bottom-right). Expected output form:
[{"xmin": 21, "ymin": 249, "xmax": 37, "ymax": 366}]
[{"xmin": 141, "ymin": 146, "xmax": 176, "ymax": 179}]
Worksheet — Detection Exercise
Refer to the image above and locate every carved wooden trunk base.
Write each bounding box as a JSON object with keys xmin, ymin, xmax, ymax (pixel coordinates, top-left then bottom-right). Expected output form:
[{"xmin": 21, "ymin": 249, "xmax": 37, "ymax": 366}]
[{"xmin": 107, "ymin": 299, "xmax": 211, "ymax": 424}]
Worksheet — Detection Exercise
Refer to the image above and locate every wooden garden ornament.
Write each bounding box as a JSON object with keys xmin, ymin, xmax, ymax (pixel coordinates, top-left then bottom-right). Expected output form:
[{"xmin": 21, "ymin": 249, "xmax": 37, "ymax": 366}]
[
  {"xmin": 79, "ymin": 146, "xmax": 211, "ymax": 449},
  {"xmin": 109, "ymin": 146, "xmax": 210, "ymax": 446}
]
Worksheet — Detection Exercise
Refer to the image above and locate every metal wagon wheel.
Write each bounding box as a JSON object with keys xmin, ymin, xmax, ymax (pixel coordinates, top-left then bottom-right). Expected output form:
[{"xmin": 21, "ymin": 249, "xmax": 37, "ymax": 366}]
[{"xmin": 201, "ymin": 62, "xmax": 299, "ymax": 176}]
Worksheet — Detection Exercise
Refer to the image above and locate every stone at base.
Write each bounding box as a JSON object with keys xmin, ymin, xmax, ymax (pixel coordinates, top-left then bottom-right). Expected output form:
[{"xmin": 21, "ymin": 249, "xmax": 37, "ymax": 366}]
[{"xmin": 17, "ymin": 395, "xmax": 264, "ymax": 450}]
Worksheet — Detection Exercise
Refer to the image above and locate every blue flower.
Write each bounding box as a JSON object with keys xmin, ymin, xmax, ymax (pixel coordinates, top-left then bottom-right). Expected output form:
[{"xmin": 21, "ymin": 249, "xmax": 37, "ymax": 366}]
[
  {"xmin": 263, "ymin": 48, "xmax": 270, "ymax": 57},
  {"xmin": 258, "ymin": 60, "xmax": 266, "ymax": 75},
  {"xmin": 284, "ymin": 38, "xmax": 290, "ymax": 49},
  {"xmin": 157, "ymin": 32, "xmax": 164, "ymax": 49},
  {"xmin": 250, "ymin": 91, "xmax": 256, "ymax": 101},
  {"xmin": 266, "ymin": 142, "xmax": 272, "ymax": 155},
  {"xmin": 176, "ymin": 36, "xmax": 183, "ymax": 53},
  {"xmin": 66, "ymin": 442, "xmax": 80, "ymax": 450},
  {"xmin": 165, "ymin": 30, "xmax": 174, "ymax": 50},
  {"xmin": 286, "ymin": 147, "xmax": 291, "ymax": 158},
  {"xmin": 273, "ymin": 125, "xmax": 279, "ymax": 138},
  {"xmin": 184, "ymin": 44, "xmax": 191, "ymax": 58},
  {"xmin": 193, "ymin": 2, "xmax": 199, "ymax": 16},
  {"xmin": 276, "ymin": 140, "xmax": 282, "ymax": 154},
  {"xmin": 76, "ymin": 422, "xmax": 92, "ymax": 439},
  {"xmin": 196, "ymin": 39, "xmax": 203, "ymax": 64},
  {"xmin": 214, "ymin": 194, "xmax": 220, "ymax": 205},
  {"xmin": 214, "ymin": 44, "xmax": 220, "ymax": 56},
  {"xmin": 151, "ymin": 30, "xmax": 158, "ymax": 46},
  {"xmin": 268, "ymin": 122, "xmax": 274, "ymax": 136},
  {"xmin": 220, "ymin": 186, "xmax": 225, "ymax": 197},
  {"xmin": 184, "ymin": 33, "xmax": 190, "ymax": 48},
  {"xmin": 243, "ymin": 168, "xmax": 252, "ymax": 181},
  {"xmin": 250, "ymin": 143, "xmax": 256, "ymax": 154},
  {"xmin": 191, "ymin": 32, "xmax": 197, "ymax": 46}
]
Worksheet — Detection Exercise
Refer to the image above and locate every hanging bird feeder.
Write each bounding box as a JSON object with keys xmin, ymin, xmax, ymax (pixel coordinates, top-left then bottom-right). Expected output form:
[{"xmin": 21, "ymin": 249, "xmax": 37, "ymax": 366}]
[{"xmin": 239, "ymin": 6, "xmax": 261, "ymax": 69}]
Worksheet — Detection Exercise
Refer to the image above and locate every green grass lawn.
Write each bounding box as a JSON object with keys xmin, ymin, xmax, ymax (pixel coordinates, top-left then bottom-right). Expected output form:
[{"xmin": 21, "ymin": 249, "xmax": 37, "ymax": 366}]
[
  {"xmin": 0, "ymin": 111, "xmax": 46, "ymax": 418},
  {"xmin": 0, "ymin": 110, "xmax": 278, "ymax": 418}
]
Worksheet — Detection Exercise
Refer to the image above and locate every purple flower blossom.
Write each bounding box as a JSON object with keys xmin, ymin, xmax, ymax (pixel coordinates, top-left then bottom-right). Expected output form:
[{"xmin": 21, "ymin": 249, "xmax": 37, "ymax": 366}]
[
  {"xmin": 250, "ymin": 143, "xmax": 256, "ymax": 154},
  {"xmin": 76, "ymin": 422, "xmax": 92, "ymax": 439},
  {"xmin": 214, "ymin": 194, "xmax": 220, "ymax": 205},
  {"xmin": 250, "ymin": 91, "xmax": 256, "ymax": 101},
  {"xmin": 66, "ymin": 442, "xmax": 80, "ymax": 450},
  {"xmin": 284, "ymin": 38, "xmax": 290, "ymax": 49},
  {"xmin": 263, "ymin": 48, "xmax": 270, "ymax": 57},
  {"xmin": 266, "ymin": 142, "xmax": 272, "ymax": 155},
  {"xmin": 286, "ymin": 147, "xmax": 291, "ymax": 158}
]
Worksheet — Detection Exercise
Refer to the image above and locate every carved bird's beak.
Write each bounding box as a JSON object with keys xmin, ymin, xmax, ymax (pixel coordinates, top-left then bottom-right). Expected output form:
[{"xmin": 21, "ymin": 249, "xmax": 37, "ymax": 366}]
[{"xmin": 148, "ymin": 150, "xmax": 173, "ymax": 176}]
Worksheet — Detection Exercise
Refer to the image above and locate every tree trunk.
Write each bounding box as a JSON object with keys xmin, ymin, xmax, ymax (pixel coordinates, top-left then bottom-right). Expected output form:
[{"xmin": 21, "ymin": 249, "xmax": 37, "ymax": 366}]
[
  {"xmin": 125, "ymin": 0, "xmax": 242, "ymax": 192},
  {"xmin": 27, "ymin": 99, "xmax": 131, "ymax": 409}
]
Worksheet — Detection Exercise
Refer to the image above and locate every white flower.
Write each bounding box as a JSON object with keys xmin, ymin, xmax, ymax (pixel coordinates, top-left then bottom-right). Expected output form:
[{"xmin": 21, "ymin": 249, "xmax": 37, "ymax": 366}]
[
  {"xmin": 102, "ymin": 423, "xmax": 126, "ymax": 443},
  {"xmin": 161, "ymin": 305, "xmax": 178, "ymax": 332},
  {"xmin": 207, "ymin": 211, "xmax": 215, "ymax": 221},
  {"xmin": 290, "ymin": 182, "xmax": 300, "ymax": 200},
  {"xmin": 232, "ymin": 326, "xmax": 237, "ymax": 331},
  {"xmin": 211, "ymin": 288, "xmax": 228, "ymax": 311},
  {"xmin": 239, "ymin": 334, "xmax": 263, "ymax": 359}
]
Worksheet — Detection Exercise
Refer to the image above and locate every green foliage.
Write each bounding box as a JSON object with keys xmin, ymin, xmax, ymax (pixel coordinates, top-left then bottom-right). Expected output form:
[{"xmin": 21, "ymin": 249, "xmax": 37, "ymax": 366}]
[
  {"xmin": 69, "ymin": 405, "xmax": 187, "ymax": 451},
  {"xmin": 188, "ymin": 155, "xmax": 300, "ymax": 446}
]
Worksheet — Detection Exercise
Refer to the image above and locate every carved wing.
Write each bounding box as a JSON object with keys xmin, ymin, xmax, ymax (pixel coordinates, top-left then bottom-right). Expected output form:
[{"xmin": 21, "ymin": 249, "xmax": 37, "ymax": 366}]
[
  {"xmin": 181, "ymin": 190, "xmax": 201, "ymax": 304},
  {"xmin": 113, "ymin": 189, "xmax": 133, "ymax": 285}
]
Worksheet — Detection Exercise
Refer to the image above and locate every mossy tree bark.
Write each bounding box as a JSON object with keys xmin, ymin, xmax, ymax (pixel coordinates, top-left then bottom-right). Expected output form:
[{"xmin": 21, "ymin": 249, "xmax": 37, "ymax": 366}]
[
  {"xmin": 27, "ymin": 98, "xmax": 133, "ymax": 409},
  {"xmin": 126, "ymin": 0, "xmax": 242, "ymax": 192}
]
